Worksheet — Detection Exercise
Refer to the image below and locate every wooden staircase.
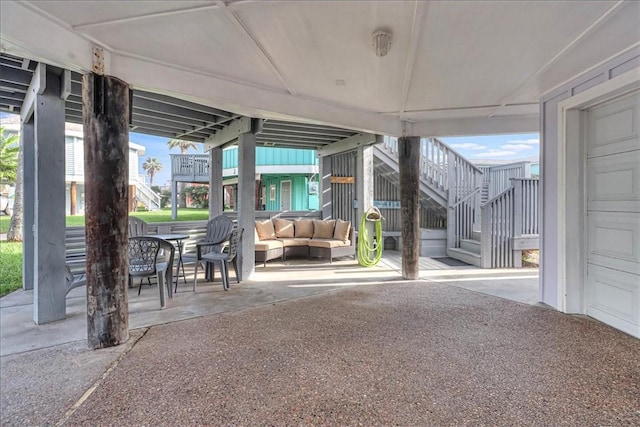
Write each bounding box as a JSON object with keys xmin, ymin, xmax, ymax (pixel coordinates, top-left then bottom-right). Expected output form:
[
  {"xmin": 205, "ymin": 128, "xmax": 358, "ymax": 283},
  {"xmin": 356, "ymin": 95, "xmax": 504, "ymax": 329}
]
[{"xmin": 373, "ymin": 137, "xmax": 539, "ymax": 268}]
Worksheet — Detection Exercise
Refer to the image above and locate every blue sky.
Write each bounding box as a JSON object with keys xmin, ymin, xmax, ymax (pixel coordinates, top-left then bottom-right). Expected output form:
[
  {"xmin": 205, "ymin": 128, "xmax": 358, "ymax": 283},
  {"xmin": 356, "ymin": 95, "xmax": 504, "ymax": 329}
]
[
  {"xmin": 134, "ymin": 132, "xmax": 540, "ymax": 186},
  {"xmin": 440, "ymin": 133, "xmax": 539, "ymax": 162}
]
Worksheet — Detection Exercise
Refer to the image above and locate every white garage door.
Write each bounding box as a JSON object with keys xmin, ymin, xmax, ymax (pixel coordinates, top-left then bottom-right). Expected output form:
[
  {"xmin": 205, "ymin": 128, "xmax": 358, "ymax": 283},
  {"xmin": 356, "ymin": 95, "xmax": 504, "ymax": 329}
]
[{"xmin": 586, "ymin": 90, "xmax": 640, "ymax": 338}]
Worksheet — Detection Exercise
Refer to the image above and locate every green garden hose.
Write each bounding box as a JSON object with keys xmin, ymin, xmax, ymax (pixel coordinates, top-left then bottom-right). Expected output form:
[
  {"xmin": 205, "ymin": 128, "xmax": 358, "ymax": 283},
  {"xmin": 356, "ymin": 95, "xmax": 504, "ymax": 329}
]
[{"xmin": 357, "ymin": 207, "xmax": 384, "ymax": 267}]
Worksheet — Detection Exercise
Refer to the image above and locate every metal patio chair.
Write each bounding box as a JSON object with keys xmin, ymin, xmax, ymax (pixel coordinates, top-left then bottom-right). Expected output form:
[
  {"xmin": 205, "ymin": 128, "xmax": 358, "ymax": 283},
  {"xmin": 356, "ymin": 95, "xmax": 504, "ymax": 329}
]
[
  {"xmin": 128, "ymin": 236, "xmax": 175, "ymax": 308},
  {"xmin": 201, "ymin": 227, "xmax": 244, "ymax": 291}
]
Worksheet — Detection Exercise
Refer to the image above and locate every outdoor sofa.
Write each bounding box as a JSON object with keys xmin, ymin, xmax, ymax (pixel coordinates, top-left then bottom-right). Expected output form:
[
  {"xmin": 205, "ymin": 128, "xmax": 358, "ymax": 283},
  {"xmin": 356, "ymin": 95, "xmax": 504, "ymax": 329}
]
[{"xmin": 254, "ymin": 218, "xmax": 355, "ymax": 266}]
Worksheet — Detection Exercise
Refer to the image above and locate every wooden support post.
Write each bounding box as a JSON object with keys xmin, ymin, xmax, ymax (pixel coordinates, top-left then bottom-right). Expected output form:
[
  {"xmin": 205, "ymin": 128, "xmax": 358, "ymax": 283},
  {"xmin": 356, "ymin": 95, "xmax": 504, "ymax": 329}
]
[
  {"xmin": 82, "ymin": 73, "xmax": 130, "ymax": 349},
  {"xmin": 238, "ymin": 130, "xmax": 256, "ymax": 280},
  {"xmin": 209, "ymin": 146, "xmax": 223, "ymax": 218},
  {"xmin": 33, "ymin": 69, "xmax": 66, "ymax": 324},
  {"xmin": 356, "ymin": 146, "xmax": 374, "ymax": 228},
  {"xmin": 70, "ymin": 181, "xmax": 77, "ymax": 215},
  {"xmin": 320, "ymin": 156, "xmax": 332, "ymax": 219},
  {"xmin": 512, "ymin": 178, "xmax": 523, "ymax": 268},
  {"xmin": 399, "ymin": 136, "xmax": 420, "ymax": 280},
  {"xmin": 21, "ymin": 118, "xmax": 35, "ymax": 290}
]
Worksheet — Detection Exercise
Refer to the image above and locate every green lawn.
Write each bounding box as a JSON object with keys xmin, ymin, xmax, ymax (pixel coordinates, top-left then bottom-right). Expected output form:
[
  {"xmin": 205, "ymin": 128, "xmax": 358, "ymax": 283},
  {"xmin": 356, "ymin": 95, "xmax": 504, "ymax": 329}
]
[
  {"xmin": 0, "ymin": 208, "xmax": 210, "ymax": 297},
  {"xmin": 0, "ymin": 208, "xmax": 210, "ymax": 233},
  {"xmin": 0, "ymin": 241, "xmax": 22, "ymax": 297}
]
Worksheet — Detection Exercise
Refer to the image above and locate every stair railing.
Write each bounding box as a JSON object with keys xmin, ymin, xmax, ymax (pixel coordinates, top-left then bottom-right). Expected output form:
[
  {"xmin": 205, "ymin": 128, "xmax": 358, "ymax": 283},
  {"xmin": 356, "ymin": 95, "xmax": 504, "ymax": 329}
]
[
  {"xmin": 480, "ymin": 177, "xmax": 539, "ymax": 268},
  {"xmin": 135, "ymin": 177, "xmax": 161, "ymax": 211},
  {"xmin": 446, "ymin": 149, "xmax": 484, "ymax": 253}
]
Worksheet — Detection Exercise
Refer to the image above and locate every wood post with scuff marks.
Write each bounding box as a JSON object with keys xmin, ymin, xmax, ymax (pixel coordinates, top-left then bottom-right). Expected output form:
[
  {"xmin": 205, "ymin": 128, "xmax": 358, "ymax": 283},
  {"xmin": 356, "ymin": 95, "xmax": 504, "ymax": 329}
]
[
  {"xmin": 82, "ymin": 73, "xmax": 130, "ymax": 349},
  {"xmin": 399, "ymin": 136, "xmax": 420, "ymax": 279}
]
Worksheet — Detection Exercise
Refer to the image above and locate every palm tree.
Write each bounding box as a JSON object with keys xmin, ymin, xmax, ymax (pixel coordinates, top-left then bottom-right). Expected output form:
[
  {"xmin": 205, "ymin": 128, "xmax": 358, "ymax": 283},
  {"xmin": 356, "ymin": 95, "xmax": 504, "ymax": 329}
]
[
  {"xmin": 167, "ymin": 139, "xmax": 198, "ymax": 208},
  {"xmin": 167, "ymin": 138, "xmax": 197, "ymax": 154},
  {"xmin": 0, "ymin": 127, "xmax": 19, "ymax": 184},
  {"xmin": 142, "ymin": 157, "xmax": 162, "ymax": 187},
  {"xmin": 1, "ymin": 126, "xmax": 22, "ymax": 241}
]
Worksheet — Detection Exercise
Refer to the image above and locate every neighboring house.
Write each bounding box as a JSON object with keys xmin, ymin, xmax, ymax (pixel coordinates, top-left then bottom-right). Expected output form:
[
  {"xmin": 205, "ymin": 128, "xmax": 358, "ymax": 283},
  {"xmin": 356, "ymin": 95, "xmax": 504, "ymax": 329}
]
[
  {"xmin": 172, "ymin": 146, "xmax": 319, "ymax": 213},
  {"xmin": 1, "ymin": 117, "xmax": 156, "ymax": 214}
]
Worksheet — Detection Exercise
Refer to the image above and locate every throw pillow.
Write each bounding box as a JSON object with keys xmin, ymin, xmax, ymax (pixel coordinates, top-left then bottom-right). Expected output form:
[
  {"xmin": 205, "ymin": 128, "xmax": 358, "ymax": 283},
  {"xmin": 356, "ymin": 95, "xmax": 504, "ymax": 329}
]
[
  {"xmin": 313, "ymin": 219, "xmax": 336, "ymax": 239},
  {"xmin": 273, "ymin": 218, "xmax": 294, "ymax": 238},
  {"xmin": 333, "ymin": 219, "xmax": 351, "ymax": 242},
  {"xmin": 255, "ymin": 220, "xmax": 276, "ymax": 241},
  {"xmin": 294, "ymin": 219, "xmax": 314, "ymax": 238}
]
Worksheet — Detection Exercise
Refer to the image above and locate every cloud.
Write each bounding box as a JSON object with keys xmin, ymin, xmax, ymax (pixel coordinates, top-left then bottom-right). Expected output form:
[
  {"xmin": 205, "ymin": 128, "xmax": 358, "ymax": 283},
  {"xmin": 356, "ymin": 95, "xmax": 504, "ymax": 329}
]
[
  {"xmin": 506, "ymin": 138, "xmax": 539, "ymax": 145},
  {"xmin": 501, "ymin": 144, "xmax": 535, "ymax": 151},
  {"xmin": 449, "ymin": 142, "xmax": 485, "ymax": 150},
  {"xmin": 471, "ymin": 150, "xmax": 517, "ymax": 158}
]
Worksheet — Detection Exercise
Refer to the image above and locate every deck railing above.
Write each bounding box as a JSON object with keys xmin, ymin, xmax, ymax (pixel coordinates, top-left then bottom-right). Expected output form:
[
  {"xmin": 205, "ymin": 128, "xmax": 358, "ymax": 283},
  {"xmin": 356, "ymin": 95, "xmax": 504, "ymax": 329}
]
[{"xmin": 171, "ymin": 154, "xmax": 210, "ymax": 183}]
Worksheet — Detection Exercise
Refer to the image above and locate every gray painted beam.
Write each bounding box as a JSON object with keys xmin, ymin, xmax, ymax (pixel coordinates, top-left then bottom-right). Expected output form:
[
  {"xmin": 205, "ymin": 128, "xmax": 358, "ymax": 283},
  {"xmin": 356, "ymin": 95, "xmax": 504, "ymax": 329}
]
[
  {"xmin": 204, "ymin": 117, "xmax": 252, "ymax": 149},
  {"xmin": 320, "ymin": 156, "xmax": 332, "ymax": 220},
  {"xmin": 263, "ymin": 123, "xmax": 355, "ymax": 138},
  {"xmin": 209, "ymin": 147, "xmax": 223, "ymax": 218},
  {"xmin": 237, "ymin": 131, "xmax": 256, "ymax": 281},
  {"xmin": 317, "ymin": 133, "xmax": 381, "ymax": 157},
  {"xmin": 22, "ymin": 118, "xmax": 35, "ymax": 291},
  {"xmin": 33, "ymin": 69, "xmax": 66, "ymax": 324},
  {"xmin": 356, "ymin": 145, "xmax": 374, "ymax": 228},
  {"xmin": 133, "ymin": 91, "xmax": 233, "ymax": 118},
  {"xmin": 0, "ymin": 65, "xmax": 33, "ymax": 85},
  {"xmin": 258, "ymin": 131, "xmax": 340, "ymax": 142},
  {"xmin": 132, "ymin": 96, "xmax": 221, "ymax": 123}
]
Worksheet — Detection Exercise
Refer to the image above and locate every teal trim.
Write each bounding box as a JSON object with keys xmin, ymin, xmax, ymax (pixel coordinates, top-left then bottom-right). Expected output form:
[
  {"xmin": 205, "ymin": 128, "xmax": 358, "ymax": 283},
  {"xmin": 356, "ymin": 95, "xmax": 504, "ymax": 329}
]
[
  {"xmin": 223, "ymin": 147, "xmax": 317, "ymax": 168},
  {"xmin": 261, "ymin": 174, "xmax": 318, "ymax": 211}
]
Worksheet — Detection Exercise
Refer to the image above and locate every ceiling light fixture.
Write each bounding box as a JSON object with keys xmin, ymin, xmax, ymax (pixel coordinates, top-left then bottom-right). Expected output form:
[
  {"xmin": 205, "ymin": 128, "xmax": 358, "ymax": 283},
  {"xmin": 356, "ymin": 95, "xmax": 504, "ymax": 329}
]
[{"xmin": 371, "ymin": 30, "xmax": 392, "ymax": 57}]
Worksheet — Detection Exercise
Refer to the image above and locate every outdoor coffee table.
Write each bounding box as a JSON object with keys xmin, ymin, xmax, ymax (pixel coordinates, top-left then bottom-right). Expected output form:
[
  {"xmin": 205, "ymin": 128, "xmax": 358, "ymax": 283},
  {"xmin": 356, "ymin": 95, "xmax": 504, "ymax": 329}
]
[{"xmin": 152, "ymin": 234, "xmax": 190, "ymax": 287}]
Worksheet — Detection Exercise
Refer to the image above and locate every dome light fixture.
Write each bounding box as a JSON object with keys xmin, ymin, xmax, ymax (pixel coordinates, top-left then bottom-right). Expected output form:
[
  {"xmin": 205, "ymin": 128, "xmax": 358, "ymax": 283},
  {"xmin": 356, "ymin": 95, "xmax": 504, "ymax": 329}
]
[{"xmin": 372, "ymin": 30, "xmax": 392, "ymax": 57}]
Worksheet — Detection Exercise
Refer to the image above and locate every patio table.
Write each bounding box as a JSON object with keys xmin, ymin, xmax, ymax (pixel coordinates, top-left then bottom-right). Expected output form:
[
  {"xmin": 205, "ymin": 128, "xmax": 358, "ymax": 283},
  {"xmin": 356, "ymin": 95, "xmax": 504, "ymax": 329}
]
[{"xmin": 148, "ymin": 234, "xmax": 190, "ymax": 287}]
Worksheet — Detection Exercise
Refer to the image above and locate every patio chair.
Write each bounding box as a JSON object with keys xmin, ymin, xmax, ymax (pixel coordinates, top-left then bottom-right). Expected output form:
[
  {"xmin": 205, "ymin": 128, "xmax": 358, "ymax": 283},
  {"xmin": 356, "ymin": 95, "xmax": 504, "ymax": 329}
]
[
  {"xmin": 185, "ymin": 215, "xmax": 234, "ymax": 291},
  {"xmin": 201, "ymin": 227, "xmax": 244, "ymax": 291},
  {"xmin": 128, "ymin": 236, "xmax": 175, "ymax": 308}
]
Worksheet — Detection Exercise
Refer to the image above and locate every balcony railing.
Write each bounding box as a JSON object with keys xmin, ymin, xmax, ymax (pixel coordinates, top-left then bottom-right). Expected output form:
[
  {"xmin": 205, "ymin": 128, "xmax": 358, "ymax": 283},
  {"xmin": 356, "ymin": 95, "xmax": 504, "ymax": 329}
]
[{"xmin": 171, "ymin": 154, "xmax": 210, "ymax": 182}]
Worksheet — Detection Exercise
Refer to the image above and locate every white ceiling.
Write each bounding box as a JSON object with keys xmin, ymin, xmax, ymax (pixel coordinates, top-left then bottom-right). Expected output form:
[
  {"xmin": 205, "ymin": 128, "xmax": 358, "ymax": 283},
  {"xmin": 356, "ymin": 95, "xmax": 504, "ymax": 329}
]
[{"xmin": 1, "ymin": 0, "xmax": 638, "ymax": 137}]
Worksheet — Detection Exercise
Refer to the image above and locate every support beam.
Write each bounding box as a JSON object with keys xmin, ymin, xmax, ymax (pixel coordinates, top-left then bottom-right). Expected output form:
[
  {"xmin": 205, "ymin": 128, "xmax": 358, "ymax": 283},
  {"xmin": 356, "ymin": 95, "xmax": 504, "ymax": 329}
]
[
  {"xmin": 237, "ymin": 131, "xmax": 256, "ymax": 280},
  {"xmin": 83, "ymin": 73, "xmax": 130, "ymax": 349},
  {"xmin": 33, "ymin": 69, "xmax": 66, "ymax": 324},
  {"xmin": 316, "ymin": 133, "xmax": 381, "ymax": 157},
  {"xmin": 21, "ymin": 118, "xmax": 35, "ymax": 291},
  {"xmin": 209, "ymin": 146, "xmax": 223, "ymax": 218},
  {"xmin": 204, "ymin": 117, "xmax": 252, "ymax": 150},
  {"xmin": 320, "ymin": 156, "xmax": 332, "ymax": 219},
  {"xmin": 20, "ymin": 62, "xmax": 46, "ymax": 123},
  {"xmin": 171, "ymin": 180, "xmax": 179, "ymax": 219},
  {"xmin": 399, "ymin": 136, "xmax": 420, "ymax": 280},
  {"xmin": 355, "ymin": 146, "xmax": 374, "ymax": 227}
]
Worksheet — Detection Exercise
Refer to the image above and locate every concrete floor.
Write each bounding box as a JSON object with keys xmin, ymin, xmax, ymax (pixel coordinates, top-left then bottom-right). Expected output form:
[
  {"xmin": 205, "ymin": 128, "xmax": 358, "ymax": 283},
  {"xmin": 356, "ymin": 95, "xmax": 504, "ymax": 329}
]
[{"xmin": 2, "ymin": 254, "xmax": 638, "ymax": 426}]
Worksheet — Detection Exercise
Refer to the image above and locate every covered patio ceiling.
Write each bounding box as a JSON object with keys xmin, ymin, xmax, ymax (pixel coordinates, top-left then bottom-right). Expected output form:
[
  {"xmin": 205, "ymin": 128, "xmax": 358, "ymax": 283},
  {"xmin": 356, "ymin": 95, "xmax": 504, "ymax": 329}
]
[
  {"xmin": 0, "ymin": 52, "xmax": 363, "ymax": 151},
  {"xmin": 2, "ymin": 1, "xmax": 637, "ymax": 139}
]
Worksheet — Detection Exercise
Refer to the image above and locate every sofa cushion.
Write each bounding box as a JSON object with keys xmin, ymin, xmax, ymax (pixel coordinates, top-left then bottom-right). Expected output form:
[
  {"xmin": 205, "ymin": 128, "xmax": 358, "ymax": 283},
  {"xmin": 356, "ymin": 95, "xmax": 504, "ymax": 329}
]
[
  {"xmin": 312, "ymin": 219, "xmax": 336, "ymax": 239},
  {"xmin": 255, "ymin": 220, "xmax": 276, "ymax": 241},
  {"xmin": 333, "ymin": 219, "xmax": 351, "ymax": 242},
  {"xmin": 278, "ymin": 238, "xmax": 311, "ymax": 247},
  {"xmin": 273, "ymin": 218, "xmax": 294, "ymax": 238},
  {"xmin": 255, "ymin": 239, "xmax": 284, "ymax": 251},
  {"xmin": 307, "ymin": 239, "xmax": 350, "ymax": 248},
  {"xmin": 294, "ymin": 219, "xmax": 314, "ymax": 238}
]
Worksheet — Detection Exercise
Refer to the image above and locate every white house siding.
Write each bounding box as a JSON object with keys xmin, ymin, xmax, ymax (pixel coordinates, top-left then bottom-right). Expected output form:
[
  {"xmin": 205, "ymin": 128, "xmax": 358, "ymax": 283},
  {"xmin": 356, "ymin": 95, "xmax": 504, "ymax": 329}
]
[{"xmin": 540, "ymin": 48, "xmax": 640, "ymax": 309}]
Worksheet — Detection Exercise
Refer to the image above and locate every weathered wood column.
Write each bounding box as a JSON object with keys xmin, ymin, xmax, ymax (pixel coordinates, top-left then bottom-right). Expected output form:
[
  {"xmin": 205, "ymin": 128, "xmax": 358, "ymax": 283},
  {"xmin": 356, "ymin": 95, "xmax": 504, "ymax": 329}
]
[
  {"xmin": 208, "ymin": 146, "xmax": 223, "ymax": 218},
  {"xmin": 399, "ymin": 136, "xmax": 420, "ymax": 279},
  {"xmin": 70, "ymin": 181, "xmax": 77, "ymax": 215},
  {"xmin": 82, "ymin": 73, "xmax": 130, "ymax": 349},
  {"xmin": 237, "ymin": 128, "xmax": 257, "ymax": 280}
]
